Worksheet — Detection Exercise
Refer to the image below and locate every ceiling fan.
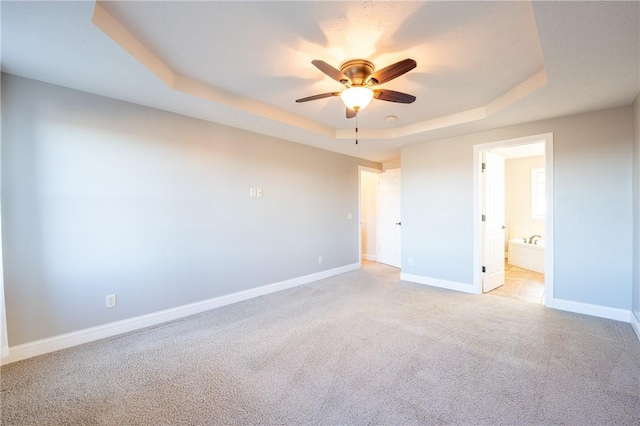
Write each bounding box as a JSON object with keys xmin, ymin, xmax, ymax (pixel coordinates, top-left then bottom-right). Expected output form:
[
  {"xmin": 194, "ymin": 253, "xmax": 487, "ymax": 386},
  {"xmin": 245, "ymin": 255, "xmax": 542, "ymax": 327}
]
[{"xmin": 296, "ymin": 58, "xmax": 417, "ymax": 119}]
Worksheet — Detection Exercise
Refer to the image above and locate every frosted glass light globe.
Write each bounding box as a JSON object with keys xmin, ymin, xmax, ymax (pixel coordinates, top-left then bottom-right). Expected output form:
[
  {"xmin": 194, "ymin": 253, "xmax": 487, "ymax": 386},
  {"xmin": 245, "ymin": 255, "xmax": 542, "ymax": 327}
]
[{"xmin": 341, "ymin": 87, "xmax": 374, "ymax": 111}]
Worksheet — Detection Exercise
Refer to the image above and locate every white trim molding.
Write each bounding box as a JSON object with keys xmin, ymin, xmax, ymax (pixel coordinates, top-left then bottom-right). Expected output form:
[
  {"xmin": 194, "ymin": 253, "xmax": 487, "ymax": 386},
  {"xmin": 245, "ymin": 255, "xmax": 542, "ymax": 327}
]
[
  {"xmin": 631, "ymin": 311, "xmax": 640, "ymax": 341},
  {"xmin": 1, "ymin": 263, "xmax": 360, "ymax": 365},
  {"xmin": 400, "ymin": 273, "xmax": 478, "ymax": 294},
  {"xmin": 552, "ymin": 298, "xmax": 632, "ymax": 323}
]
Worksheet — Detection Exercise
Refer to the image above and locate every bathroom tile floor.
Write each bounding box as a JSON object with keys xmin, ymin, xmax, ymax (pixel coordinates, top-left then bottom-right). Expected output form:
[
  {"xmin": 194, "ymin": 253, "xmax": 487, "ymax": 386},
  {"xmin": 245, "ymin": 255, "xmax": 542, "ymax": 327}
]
[{"xmin": 486, "ymin": 261, "xmax": 545, "ymax": 304}]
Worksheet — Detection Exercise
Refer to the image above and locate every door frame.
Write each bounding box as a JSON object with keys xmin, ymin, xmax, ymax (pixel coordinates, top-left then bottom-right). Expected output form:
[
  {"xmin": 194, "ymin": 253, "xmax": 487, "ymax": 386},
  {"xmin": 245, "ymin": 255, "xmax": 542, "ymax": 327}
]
[
  {"xmin": 358, "ymin": 166, "xmax": 382, "ymax": 264},
  {"xmin": 472, "ymin": 133, "xmax": 554, "ymax": 306}
]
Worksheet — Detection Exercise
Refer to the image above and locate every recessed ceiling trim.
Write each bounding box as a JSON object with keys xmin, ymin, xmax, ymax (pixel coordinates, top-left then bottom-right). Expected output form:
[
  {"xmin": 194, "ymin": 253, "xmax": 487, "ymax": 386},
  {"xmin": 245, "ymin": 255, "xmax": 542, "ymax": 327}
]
[
  {"xmin": 393, "ymin": 107, "xmax": 487, "ymax": 139},
  {"xmin": 92, "ymin": 2, "xmax": 333, "ymax": 138},
  {"xmin": 486, "ymin": 69, "xmax": 548, "ymax": 116},
  {"xmin": 173, "ymin": 75, "xmax": 334, "ymax": 138},
  {"xmin": 336, "ymin": 69, "xmax": 548, "ymax": 140},
  {"xmin": 92, "ymin": 2, "xmax": 174, "ymax": 88}
]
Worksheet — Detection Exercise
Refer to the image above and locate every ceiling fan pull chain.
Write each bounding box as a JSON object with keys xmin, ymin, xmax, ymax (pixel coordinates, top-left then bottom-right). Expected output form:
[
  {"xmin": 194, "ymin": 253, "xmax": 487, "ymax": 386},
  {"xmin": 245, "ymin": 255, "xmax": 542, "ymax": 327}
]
[{"xmin": 355, "ymin": 115, "xmax": 358, "ymax": 145}]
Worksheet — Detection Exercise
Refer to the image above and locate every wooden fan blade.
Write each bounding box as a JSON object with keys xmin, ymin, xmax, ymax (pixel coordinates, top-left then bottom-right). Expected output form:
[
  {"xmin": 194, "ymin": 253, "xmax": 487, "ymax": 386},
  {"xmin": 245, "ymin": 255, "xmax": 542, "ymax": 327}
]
[
  {"xmin": 312, "ymin": 60, "xmax": 349, "ymax": 83},
  {"xmin": 370, "ymin": 59, "xmax": 417, "ymax": 85},
  {"xmin": 346, "ymin": 107, "xmax": 358, "ymax": 119},
  {"xmin": 373, "ymin": 89, "xmax": 416, "ymax": 104},
  {"xmin": 296, "ymin": 92, "xmax": 340, "ymax": 103}
]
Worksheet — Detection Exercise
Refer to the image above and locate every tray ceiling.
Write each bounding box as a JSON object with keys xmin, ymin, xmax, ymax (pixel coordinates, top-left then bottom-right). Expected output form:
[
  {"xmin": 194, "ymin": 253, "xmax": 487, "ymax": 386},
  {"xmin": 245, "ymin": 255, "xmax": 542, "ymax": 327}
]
[{"xmin": 1, "ymin": 1, "xmax": 638, "ymax": 162}]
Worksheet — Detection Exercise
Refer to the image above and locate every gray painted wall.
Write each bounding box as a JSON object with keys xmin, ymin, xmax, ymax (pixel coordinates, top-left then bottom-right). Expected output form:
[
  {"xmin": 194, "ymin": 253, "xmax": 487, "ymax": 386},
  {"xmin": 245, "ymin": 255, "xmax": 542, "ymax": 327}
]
[
  {"xmin": 402, "ymin": 106, "xmax": 634, "ymax": 310},
  {"xmin": 1, "ymin": 74, "xmax": 379, "ymax": 346},
  {"xmin": 634, "ymin": 95, "xmax": 640, "ymax": 320}
]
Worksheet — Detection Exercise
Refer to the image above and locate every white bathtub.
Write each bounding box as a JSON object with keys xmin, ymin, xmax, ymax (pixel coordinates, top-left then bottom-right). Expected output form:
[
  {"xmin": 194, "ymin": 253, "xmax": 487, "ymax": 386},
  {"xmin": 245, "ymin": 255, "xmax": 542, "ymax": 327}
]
[{"xmin": 508, "ymin": 238, "xmax": 544, "ymax": 274}]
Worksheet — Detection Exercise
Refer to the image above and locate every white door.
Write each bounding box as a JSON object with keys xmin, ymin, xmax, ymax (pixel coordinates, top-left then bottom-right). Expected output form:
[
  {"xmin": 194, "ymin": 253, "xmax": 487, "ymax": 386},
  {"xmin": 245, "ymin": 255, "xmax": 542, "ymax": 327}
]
[
  {"xmin": 378, "ymin": 169, "xmax": 401, "ymax": 268},
  {"xmin": 482, "ymin": 151, "xmax": 505, "ymax": 292}
]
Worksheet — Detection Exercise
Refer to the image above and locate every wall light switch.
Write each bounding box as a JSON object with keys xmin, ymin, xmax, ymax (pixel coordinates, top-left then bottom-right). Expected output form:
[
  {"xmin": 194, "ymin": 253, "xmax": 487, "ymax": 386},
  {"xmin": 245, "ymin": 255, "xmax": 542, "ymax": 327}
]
[
  {"xmin": 106, "ymin": 294, "xmax": 117, "ymax": 308},
  {"xmin": 250, "ymin": 188, "xmax": 257, "ymax": 197},
  {"xmin": 347, "ymin": 212, "xmax": 353, "ymax": 219}
]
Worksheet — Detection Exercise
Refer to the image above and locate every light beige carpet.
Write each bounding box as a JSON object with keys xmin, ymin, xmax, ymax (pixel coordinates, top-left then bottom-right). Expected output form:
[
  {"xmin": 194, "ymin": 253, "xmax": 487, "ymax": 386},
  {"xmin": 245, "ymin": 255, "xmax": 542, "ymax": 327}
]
[{"xmin": 1, "ymin": 262, "xmax": 639, "ymax": 425}]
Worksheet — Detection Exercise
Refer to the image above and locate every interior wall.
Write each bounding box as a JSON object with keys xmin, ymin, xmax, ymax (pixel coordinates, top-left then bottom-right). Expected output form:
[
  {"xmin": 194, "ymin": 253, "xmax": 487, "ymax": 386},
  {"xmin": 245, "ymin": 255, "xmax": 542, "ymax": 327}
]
[
  {"xmin": 382, "ymin": 158, "xmax": 401, "ymax": 171},
  {"xmin": 1, "ymin": 74, "xmax": 380, "ymax": 346},
  {"xmin": 360, "ymin": 171, "xmax": 378, "ymax": 261},
  {"xmin": 633, "ymin": 94, "xmax": 640, "ymax": 322},
  {"xmin": 0, "ymin": 70, "xmax": 7, "ymax": 357},
  {"xmin": 505, "ymin": 155, "xmax": 545, "ymax": 249},
  {"xmin": 402, "ymin": 106, "xmax": 633, "ymax": 310}
]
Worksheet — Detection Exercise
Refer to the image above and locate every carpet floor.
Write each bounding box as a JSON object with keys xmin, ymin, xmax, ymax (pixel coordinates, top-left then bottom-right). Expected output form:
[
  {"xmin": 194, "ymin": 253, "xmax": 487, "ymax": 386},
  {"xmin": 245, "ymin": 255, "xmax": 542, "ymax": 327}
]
[{"xmin": 1, "ymin": 262, "xmax": 639, "ymax": 425}]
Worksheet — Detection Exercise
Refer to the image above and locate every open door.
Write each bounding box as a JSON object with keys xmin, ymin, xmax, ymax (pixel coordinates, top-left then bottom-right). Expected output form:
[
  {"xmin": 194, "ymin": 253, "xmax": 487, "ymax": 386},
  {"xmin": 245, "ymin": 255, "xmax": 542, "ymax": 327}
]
[
  {"xmin": 482, "ymin": 151, "xmax": 505, "ymax": 292},
  {"xmin": 378, "ymin": 169, "xmax": 401, "ymax": 268}
]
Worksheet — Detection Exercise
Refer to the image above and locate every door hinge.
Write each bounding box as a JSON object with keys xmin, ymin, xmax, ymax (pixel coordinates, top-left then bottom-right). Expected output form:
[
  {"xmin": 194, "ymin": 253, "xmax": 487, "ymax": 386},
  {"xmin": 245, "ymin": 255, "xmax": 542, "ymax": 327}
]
[
  {"xmin": 482, "ymin": 266, "xmax": 486, "ymax": 273},
  {"xmin": 481, "ymin": 162, "xmax": 486, "ymax": 172},
  {"xmin": 481, "ymin": 214, "xmax": 486, "ymax": 222}
]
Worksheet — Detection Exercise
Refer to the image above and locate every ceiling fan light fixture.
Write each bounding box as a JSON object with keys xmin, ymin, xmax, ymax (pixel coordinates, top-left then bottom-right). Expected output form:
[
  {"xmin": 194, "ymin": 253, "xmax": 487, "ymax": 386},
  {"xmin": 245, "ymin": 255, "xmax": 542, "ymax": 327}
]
[{"xmin": 341, "ymin": 87, "xmax": 374, "ymax": 111}]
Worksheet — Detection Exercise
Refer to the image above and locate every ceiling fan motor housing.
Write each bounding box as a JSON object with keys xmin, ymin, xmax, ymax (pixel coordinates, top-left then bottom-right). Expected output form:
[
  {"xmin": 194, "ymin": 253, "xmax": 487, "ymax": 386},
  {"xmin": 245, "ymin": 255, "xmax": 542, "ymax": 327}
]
[{"xmin": 340, "ymin": 60, "xmax": 376, "ymax": 86}]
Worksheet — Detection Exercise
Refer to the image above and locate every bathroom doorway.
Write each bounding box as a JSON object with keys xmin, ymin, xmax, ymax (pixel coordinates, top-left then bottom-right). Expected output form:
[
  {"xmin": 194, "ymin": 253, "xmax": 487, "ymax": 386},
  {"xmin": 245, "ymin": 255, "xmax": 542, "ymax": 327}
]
[{"xmin": 473, "ymin": 133, "xmax": 554, "ymax": 306}]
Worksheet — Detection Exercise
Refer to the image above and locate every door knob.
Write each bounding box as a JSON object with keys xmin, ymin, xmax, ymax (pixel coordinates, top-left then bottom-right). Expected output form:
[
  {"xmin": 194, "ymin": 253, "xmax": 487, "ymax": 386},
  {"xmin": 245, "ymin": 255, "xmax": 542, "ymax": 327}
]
[{"xmin": 395, "ymin": 222, "xmax": 402, "ymax": 226}]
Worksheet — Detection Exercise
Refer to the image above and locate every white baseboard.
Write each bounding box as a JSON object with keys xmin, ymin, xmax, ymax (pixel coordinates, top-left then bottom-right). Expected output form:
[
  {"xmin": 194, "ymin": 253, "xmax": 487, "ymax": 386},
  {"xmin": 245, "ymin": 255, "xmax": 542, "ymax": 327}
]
[
  {"xmin": 362, "ymin": 254, "xmax": 377, "ymax": 261},
  {"xmin": 400, "ymin": 273, "xmax": 477, "ymax": 294},
  {"xmin": 1, "ymin": 263, "xmax": 360, "ymax": 365},
  {"xmin": 631, "ymin": 311, "xmax": 640, "ymax": 341},
  {"xmin": 551, "ymin": 298, "xmax": 631, "ymax": 323}
]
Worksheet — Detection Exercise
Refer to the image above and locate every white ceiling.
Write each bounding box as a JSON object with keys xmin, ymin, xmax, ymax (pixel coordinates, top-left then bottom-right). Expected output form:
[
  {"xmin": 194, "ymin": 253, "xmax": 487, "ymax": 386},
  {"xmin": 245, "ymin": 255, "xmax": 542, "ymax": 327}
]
[{"xmin": 1, "ymin": 1, "xmax": 638, "ymax": 163}]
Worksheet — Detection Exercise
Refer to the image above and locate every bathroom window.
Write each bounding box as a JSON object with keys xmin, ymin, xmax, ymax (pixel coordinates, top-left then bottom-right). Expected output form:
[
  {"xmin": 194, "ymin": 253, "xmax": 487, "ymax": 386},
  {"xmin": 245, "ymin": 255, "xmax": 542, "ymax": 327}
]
[{"xmin": 531, "ymin": 168, "xmax": 545, "ymax": 219}]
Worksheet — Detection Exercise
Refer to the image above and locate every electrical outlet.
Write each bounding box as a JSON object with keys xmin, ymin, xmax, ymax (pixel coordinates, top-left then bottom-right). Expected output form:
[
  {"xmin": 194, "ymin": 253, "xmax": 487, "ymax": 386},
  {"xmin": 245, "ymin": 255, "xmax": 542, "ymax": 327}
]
[
  {"xmin": 106, "ymin": 294, "xmax": 117, "ymax": 308},
  {"xmin": 318, "ymin": 256, "xmax": 323, "ymax": 264},
  {"xmin": 256, "ymin": 188, "xmax": 263, "ymax": 197}
]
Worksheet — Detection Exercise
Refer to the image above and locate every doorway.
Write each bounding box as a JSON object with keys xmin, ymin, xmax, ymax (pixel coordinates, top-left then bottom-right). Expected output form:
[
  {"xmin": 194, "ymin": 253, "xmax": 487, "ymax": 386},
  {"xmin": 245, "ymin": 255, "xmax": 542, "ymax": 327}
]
[
  {"xmin": 359, "ymin": 168, "xmax": 380, "ymax": 263},
  {"xmin": 359, "ymin": 167, "xmax": 401, "ymax": 269},
  {"xmin": 377, "ymin": 169, "xmax": 401, "ymax": 268},
  {"xmin": 473, "ymin": 133, "xmax": 554, "ymax": 306}
]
